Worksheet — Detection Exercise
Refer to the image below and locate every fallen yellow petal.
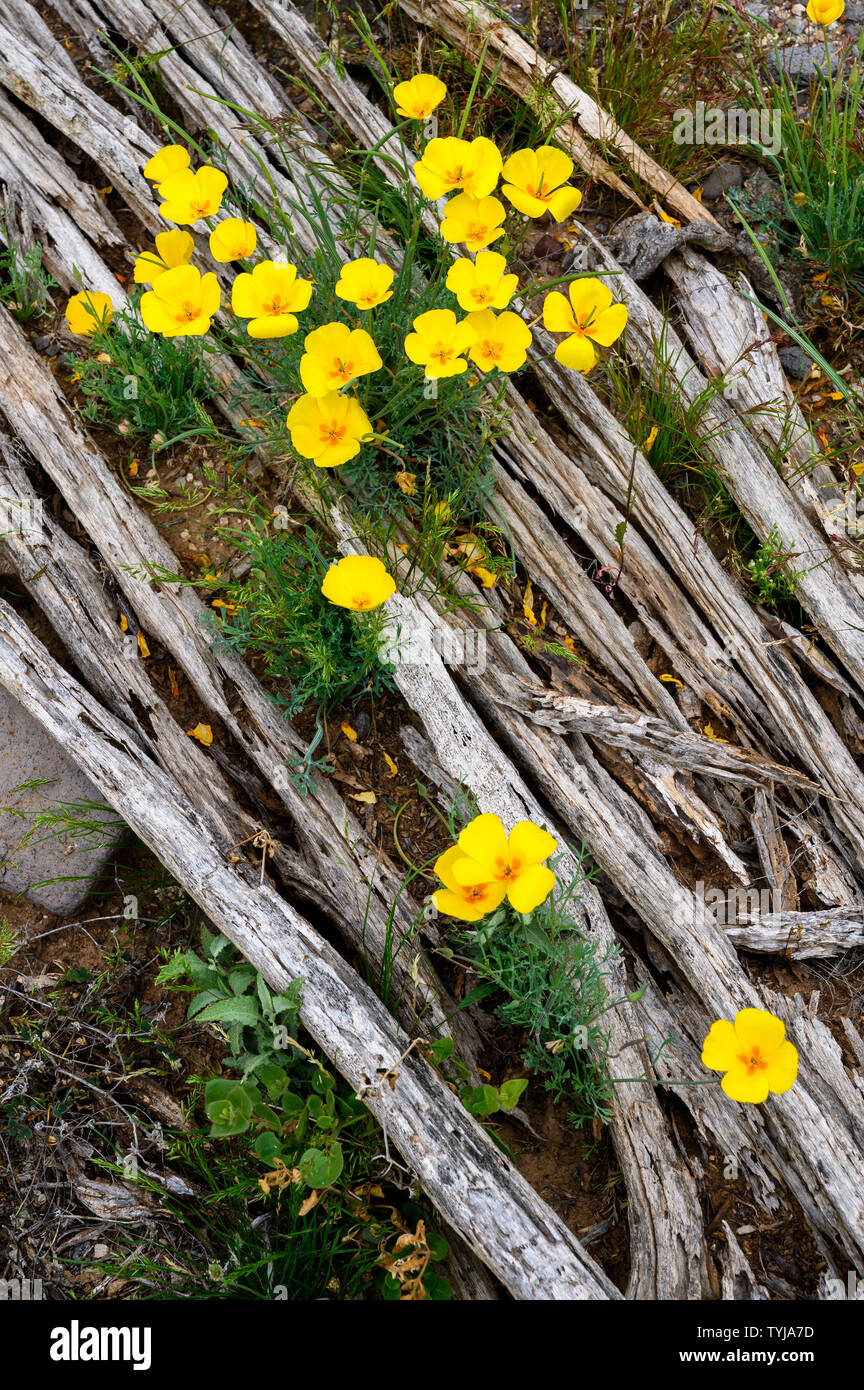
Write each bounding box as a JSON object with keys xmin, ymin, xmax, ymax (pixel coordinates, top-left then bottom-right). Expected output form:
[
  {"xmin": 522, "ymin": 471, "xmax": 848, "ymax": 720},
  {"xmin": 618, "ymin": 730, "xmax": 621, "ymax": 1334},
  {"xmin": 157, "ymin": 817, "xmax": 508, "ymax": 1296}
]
[
  {"xmin": 660, "ymin": 673, "xmax": 684, "ymax": 689},
  {"xmin": 395, "ymin": 470, "xmax": 417, "ymax": 495},
  {"xmin": 383, "ymin": 752, "xmax": 398, "ymax": 777},
  {"xmin": 187, "ymin": 723, "xmax": 213, "ymax": 746},
  {"xmin": 137, "ymin": 632, "xmax": 150, "ymax": 658},
  {"xmin": 349, "ymin": 790, "xmax": 377, "ymax": 804},
  {"xmin": 643, "ymin": 426, "xmax": 659, "ymax": 453},
  {"xmin": 702, "ymin": 723, "xmax": 729, "ymax": 743},
  {"xmin": 523, "ymin": 580, "xmax": 538, "ymax": 626},
  {"xmin": 341, "ymin": 722, "xmax": 358, "ymax": 742}
]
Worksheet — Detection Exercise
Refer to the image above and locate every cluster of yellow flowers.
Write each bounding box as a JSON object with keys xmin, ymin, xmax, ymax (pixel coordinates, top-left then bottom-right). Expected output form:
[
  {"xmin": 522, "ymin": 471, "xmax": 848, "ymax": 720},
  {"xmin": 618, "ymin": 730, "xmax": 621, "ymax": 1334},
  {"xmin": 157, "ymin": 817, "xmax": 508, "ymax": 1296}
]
[
  {"xmin": 396, "ymin": 85, "xmax": 628, "ymax": 376},
  {"xmin": 433, "ymin": 812, "xmax": 557, "ymax": 919},
  {"xmin": 63, "ymin": 83, "xmax": 629, "ymax": 618}
]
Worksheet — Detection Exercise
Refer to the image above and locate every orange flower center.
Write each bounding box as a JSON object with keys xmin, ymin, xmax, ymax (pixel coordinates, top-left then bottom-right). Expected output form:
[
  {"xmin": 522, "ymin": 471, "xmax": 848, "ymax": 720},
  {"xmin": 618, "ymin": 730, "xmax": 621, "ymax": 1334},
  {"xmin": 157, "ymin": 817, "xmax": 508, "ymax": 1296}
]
[
  {"xmin": 465, "ymin": 222, "xmax": 489, "ymax": 242},
  {"xmin": 463, "ymin": 883, "xmax": 492, "ymax": 903},
  {"xmin": 471, "ymin": 286, "xmax": 492, "ymax": 305},
  {"xmin": 527, "ymin": 179, "xmax": 551, "ymax": 201},
  {"xmin": 190, "ymin": 200, "xmax": 213, "ymax": 217},
  {"xmin": 494, "ymin": 856, "xmax": 522, "ymax": 880},
  {"xmin": 479, "ymin": 339, "xmax": 502, "ymax": 362},
  {"xmin": 352, "ymin": 592, "xmax": 371, "ymax": 609},
  {"xmin": 430, "ymin": 342, "xmax": 453, "ymax": 366},
  {"xmin": 263, "ymin": 296, "xmax": 290, "ymax": 316},
  {"xmin": 330, "ymin": 357, "xmax": 355, "ymax": 382},
  {"xmin": 445, "ymin": 164, "xmax": 466, "ymax": 187},
  {"xmin": 736, "ymin": 1046, "xmax": 768, "ymax": 1075},
  {"xmin": 176, "ymin": 301, "xmax": 203, "ymax": 323},
  {"xmin": 319, "ymin": 420, "xmax": 347, "ymax": 445}
]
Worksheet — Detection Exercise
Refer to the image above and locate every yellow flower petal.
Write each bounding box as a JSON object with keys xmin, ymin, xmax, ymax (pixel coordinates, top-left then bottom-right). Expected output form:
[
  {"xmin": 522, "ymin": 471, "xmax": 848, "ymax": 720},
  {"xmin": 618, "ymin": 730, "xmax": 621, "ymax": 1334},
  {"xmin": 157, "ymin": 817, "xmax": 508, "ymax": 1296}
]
[
  {"xmin": 508, "ymin": 820, "xmax": 557, "ymax": 868},
  {"xmin": 457, "ymin": 812, "xmax": 509, "ymax": 871},
  {"xmin": 506, "ymin": 862, "xmax": 555, "ymax": 913},
  {"xmin": 187, "ymin": 722, "xmax": 213, "ymax": 746}
]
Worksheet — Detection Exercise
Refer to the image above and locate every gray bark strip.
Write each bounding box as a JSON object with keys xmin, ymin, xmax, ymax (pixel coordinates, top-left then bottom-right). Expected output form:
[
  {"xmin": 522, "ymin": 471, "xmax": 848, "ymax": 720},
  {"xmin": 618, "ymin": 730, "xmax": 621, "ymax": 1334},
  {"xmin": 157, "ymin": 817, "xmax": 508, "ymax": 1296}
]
[
  {"xmin": 0, "ymin": 21, "xmax": 164, "ymax": 234},
  {"xmin": 0, "ymin": 596, "xmax": 619, "ymax": 1302},
  {"xmin": 0, "ymin": 86, "xmax": 124, "ymax": 249},
  {"xmin": 664, "ymin": 245, "xmax": 863, "ymax": 581},
  {"xmin": 725, "ymin": 907, "xmax": 864, "ymax": 960},
  {"xmin": 509, "ymin": 680, "xmax": 823, "ymax": 793}
]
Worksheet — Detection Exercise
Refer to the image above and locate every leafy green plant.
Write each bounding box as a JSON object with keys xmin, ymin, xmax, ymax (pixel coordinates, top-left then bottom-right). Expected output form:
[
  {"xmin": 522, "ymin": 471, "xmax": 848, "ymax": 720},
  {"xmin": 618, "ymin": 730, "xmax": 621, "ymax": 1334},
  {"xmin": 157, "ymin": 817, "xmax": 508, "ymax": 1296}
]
[
  {"xmin": 153, "ymin": 926, "xmax": 452, "ymax": 1299},
  {"xmin": 0, "ymin": 233, "xmax": 56, "ymax": 322},
  {"xmin": 446, "ymin": 864, "xmax": 621, "ymax": 1127},
  {"xmin": 0, "ymin": 919, "xmax": 18, "ymax": 968},
  {"xmin": 158, "ymin": 928, "xmax": 360, "ymax": 1197},
  {"xmin": 211, "ymin": 519, "xmax": 395, "ymax": 717},
  {"xmin": 71, "ymin": 291, "xmax": 220, "ymax": 444},
  {"xmin": 746, "ymin": 524, "xmax": 805, "ymax": 609},
  {"xmin": 730, "ymin": 20, "xmax": 864, "ymax": 290}
]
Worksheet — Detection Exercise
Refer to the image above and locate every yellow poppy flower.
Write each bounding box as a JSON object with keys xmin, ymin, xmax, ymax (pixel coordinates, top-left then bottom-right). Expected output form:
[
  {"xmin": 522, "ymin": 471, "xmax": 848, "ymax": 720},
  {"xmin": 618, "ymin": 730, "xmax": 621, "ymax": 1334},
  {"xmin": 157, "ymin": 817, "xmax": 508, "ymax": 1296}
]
[
  {"xmin": 501, "ymin": 147, "xmax": 583, "ymax": 221},
  {"xmin": 393, "ymin": 73, "xmax": 447, "ymax": 120},
  {"xmin": 701, "ymin": 1008, "xmax": 799, "ymax": 1104},
  {"xmin": 299, "ymin": 322, "xmax": 382, "ymax": 397},
  {"xmin": 209, "ymin": 218, "xmax": 257, "ymax": 263},
  {"xmin": 404, "ymin": 308, "xmax": 477, "ymax": 379},
  {"xmin": 465, "ymin": 309, "xmax": 533, "ymax": 373},
  {"xmin": 320, "ymin": 554, "xmax": 396, "ymax": 611},
  {"xmin": 444, "ymin": 812, "xmax": 557, "ymax": 916},
  {"xmin": 432, "ymin": 844, "xmax": 507, "ymax": 922},
  {"xmin": 446, "ymin": 250, "xmax": 518, "ymax": 311},
  {"xmin": 140, "ymin": 265, "xmax": 221, "ymax": 337},
  {"xmin": 414, "ymin": 136, "xmax": 503, "ymax": 200},
  {"xmin": 143, "ymin": 143, "xmax": 191, "ymax": 185},
  {"xmin": 286, "ymin": 391, "xmax": 373, "ymax": 468},
  {"xmin": 231, "ymin": 260, "xmax": 313, "ymax": 338},
  {"xmin": 542, "ymin": 277, "xmax": 628, "ymax": 373},
  {"xmin": 806, "ymin": 0, "xmax": 844, "ymax": 23},
  {"xmin": 133, "ymin": 230, "xmax": 195, "ymax": 285},
  {"xmin": 64, "ymin": 290, "xmax": 113, "ymax": 337},
  {"xmin": 439, "ymin": 193, "xmax": 507, "ymax": 253},
  {"xmin": 334, "ymin": 257, "xmax": 395, "ymax": 309},
  {"xmin": 158, "ymin": 165, "xmax": 229, "ymax": 225}
]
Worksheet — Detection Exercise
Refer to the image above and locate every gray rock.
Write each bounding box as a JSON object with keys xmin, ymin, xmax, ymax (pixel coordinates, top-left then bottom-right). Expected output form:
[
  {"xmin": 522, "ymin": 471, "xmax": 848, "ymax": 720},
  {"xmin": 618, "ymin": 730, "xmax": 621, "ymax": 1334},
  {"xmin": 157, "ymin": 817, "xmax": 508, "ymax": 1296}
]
[
  {"xmin": 0, "ymin": 683, "xmax": 124, "ymax": 913},
  {"xmin": 788, "ymin": 16, "xmax": 804, "ymax": 32},
  {"xmin": 845, "ymin": 2, "xmax": 864, "ymax": 20},
  {"xmin": 778, "ymin": 344, "xmax": 815, "ymax": 378},
  {"xmin": 767, "ymin": 44, "xmax": 840, "ymax": 82},
  {"xmin": 701, "ymin": 161, "xmax": 745, "ymax": 201},
  {"xmin": 743, "ymin": 168, "xmax": 785, "ymax": 215}
]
